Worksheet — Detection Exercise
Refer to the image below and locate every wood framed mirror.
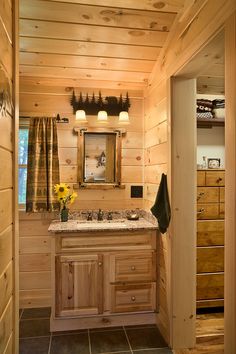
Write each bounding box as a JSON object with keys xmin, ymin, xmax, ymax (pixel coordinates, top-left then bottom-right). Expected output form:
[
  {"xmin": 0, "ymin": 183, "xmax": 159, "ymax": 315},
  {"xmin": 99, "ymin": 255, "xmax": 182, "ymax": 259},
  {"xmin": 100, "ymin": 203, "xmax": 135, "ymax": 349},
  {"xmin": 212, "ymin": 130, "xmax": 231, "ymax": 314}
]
[{"xmin": 74, "ymin": 127, "xmax": 125, "ymax": 189}]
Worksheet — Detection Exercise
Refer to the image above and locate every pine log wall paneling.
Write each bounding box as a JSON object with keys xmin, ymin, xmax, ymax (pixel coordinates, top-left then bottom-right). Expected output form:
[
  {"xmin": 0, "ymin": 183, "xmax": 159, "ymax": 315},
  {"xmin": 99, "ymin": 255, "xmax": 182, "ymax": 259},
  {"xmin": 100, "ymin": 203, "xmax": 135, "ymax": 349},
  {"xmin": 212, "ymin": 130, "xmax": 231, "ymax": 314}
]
[
  {"xmin": 19, "ymin": 83, "xmax": 144, "ymax": 308},
  {"xmin": 0, "ymin": 1, "xmax": 15, "ymax": 353},
  {"xmin": 143, "ymin": 80, "xmax": 169, "ymax": 342}
]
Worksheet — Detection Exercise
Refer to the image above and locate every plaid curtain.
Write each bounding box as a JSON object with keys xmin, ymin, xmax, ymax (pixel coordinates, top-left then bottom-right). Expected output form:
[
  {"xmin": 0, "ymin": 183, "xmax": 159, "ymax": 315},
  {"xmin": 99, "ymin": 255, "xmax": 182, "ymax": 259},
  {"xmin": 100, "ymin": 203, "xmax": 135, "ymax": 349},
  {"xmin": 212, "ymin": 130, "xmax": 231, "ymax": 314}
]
[{"xmin": 26, "ymin": 117, "xmax": 60, "ymax": 212}]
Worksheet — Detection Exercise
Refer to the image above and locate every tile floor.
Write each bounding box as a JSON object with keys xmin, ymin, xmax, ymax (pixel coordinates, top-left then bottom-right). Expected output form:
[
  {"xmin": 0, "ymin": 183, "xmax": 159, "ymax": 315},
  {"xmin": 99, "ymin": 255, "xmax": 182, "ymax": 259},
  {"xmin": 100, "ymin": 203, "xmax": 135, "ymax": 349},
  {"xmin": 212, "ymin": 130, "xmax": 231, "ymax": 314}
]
[{"xmin": 19, "ymin": 308, "xmax": 173, "ymax": 354}]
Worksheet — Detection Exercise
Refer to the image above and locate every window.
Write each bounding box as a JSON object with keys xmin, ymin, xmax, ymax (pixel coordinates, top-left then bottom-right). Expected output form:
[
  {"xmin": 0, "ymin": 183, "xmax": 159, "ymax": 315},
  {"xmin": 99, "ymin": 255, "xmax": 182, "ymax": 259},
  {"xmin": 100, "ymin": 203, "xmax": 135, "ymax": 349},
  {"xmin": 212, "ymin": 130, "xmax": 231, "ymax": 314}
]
[{"xmin": 18, "ymin": 128, "xmax": 29, "ymax": 205}]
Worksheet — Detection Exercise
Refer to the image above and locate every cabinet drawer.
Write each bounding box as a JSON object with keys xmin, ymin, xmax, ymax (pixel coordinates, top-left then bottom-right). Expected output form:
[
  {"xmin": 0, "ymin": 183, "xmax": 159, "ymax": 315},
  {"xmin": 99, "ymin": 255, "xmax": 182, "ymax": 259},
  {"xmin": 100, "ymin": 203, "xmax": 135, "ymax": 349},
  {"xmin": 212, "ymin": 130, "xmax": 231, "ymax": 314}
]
[
  {"xmin": 219, "ymin": 187, "xmax": 225, "ymax": 202},
  {"xmin": 110, "ymin": 251, "xmax": 156, "ymax": 283},
  {"xmin": 219, "ymin": 203, "xmax": 225, "ymax": 219},
  {"xmin": 197, "ymin": 273, "xmax": 224, "ymax": 300},
  {"xmin": 197, "ymin": 247, "xmax": 224, "ymax": 273},
  {"xmin": 197, "ymin": 204, "xmax": 219, "ymax": 219},
  {"xmin": 197, "ymin": 220, "xmax": 224, "ymax": 246},
  {"xmin": 197, "ymin": 171, "xmax": 205, "ymax": 186},
  {"xmin": 111, "ymin": 283, "xmax": 155, "ymax": 313},
  {"xmin": 57, "ymin": 231, "xmax": 156, "ymax": 252},
  {"xmin": 197, "ymin": 187, "xmax": 219, "ymax": 203},
  {"xmin": 205, "ymin": 171, "xmax": 225, "ymax": 186}
]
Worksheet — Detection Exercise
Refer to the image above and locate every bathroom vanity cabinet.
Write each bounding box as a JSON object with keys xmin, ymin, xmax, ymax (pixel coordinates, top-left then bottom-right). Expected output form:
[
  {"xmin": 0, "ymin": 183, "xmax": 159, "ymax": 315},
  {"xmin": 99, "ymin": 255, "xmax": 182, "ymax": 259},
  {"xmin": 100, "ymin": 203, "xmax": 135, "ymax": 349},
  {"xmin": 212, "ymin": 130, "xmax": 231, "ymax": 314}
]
[{"xmin": 49, "ymin": 221, "xmax": 158, "ymax": 331}]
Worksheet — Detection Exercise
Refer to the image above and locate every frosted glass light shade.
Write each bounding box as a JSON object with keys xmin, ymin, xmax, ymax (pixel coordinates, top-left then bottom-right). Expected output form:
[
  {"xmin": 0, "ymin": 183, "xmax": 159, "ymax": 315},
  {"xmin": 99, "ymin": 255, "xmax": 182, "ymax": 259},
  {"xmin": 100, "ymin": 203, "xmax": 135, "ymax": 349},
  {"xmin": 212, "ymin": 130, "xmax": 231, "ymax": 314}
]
[
  {"xmin": 76, "ymin": 110, "xmax": 87, "ymax": 121},
  {"xmin": 97, "ymin": 110, "xmax": 108, "ymax": 121},
  {"xmin": 119, "ymin": 111, "xmax": 129, "ymax": 123}
]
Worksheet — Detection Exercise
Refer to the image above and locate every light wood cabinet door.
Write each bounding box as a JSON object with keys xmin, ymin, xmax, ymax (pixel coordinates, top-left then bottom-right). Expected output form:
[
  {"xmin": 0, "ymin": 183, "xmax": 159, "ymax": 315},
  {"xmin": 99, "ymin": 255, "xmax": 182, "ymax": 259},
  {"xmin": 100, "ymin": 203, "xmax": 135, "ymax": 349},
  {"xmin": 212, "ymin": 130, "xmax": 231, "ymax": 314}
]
[
  {"xmin": 110, "ymin": 251, "xmax": 156, "ymax": 283},
  {"xmin": 55, "ymin": 254, "xmax": 103, "ymax": 317}
]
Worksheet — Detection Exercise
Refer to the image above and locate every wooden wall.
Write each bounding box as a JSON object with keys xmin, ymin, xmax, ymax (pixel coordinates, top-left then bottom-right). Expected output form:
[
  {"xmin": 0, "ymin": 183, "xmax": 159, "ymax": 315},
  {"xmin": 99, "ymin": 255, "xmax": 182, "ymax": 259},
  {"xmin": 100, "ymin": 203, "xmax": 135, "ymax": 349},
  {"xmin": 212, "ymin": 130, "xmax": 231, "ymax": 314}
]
[
  {"xmin": 19, "ymin": 81, "xmax": 144, "ymax": 307},
  {"xmin": 0, "ymin": 0, "xmax": 17, "ymax": 353},
  {"xmin": 143, "ymin": 80, "xmax": 169, "ymax": 341},
  {"xmin": 143, "ymin": 0, "xmax": 236, "ymax": 348}
]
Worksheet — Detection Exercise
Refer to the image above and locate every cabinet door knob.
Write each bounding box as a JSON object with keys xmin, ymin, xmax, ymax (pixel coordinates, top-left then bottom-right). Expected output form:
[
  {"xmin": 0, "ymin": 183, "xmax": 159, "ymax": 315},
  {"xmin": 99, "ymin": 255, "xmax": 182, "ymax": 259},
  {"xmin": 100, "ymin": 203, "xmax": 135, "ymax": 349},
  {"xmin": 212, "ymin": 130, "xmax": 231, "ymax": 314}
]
[
  {"xmin": 131, "ymin": 265, "xmax": 136, "ymax": 271},
  {"xmin": 131, "ymin": 296, "xmax": 136, "ymax": 302},
  {"xmin": 98, "ymin": 262, "xmax": 103, "ymax": 267}
]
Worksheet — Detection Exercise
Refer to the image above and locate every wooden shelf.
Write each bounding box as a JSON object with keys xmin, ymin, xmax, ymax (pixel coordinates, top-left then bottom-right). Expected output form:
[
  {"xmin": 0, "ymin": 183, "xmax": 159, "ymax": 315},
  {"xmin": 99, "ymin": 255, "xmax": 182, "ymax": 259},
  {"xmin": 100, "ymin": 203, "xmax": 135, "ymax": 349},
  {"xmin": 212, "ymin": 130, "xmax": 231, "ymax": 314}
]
[{"xmin": 197, "ymin": 117, "xmax": 225, "ymax": 128}]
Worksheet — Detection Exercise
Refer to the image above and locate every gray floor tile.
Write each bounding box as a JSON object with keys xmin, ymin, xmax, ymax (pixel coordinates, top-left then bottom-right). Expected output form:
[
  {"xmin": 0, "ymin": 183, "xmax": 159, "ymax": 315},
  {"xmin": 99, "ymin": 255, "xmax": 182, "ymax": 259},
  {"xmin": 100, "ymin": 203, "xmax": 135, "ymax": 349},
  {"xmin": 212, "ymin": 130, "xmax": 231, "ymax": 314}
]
[
  {"xmin": 90, "ymin": 326, "xmax": 123, "ymax": 333},
  {"xmin": 20, "ymin": 318, "xmax": 50, "ymax": 338},
  {"xmin": 19, "ymin": 336, "xmax": 50, "ymax": 354},
  {"xmin": 52, "ymin": 328, "xmax": 88, "ymax": 336},
  {"xmin": 133, "ymin": 349, "xmax": 172, "ymax": 354},
  {"xmin": 50, "ymin": 333, "xmax": 89, "ymax": 354},
  {"xmin": 21, "ymin": 307, "xmax": 51, "ymax": 319},
  {"xmin": 90, "ymin": 329, "xmax": 130, "ymax": 353},
  {"xmin": 126, "ymin": 327, "xmax": 167, "ymax": 350}
]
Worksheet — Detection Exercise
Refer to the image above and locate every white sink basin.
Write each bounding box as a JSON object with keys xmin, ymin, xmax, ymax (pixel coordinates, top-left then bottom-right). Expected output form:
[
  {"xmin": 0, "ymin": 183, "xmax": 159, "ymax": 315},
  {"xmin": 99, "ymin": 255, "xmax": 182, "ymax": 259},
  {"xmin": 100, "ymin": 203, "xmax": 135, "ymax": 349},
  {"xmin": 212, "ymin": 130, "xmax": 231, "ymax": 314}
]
[
  {"xmin": 76, "ymin": 219, "xmax": 126, "ymax": 224},
  {"xmin": 75, "ymin": 219, "xmax": 127, "ymax": 228}
]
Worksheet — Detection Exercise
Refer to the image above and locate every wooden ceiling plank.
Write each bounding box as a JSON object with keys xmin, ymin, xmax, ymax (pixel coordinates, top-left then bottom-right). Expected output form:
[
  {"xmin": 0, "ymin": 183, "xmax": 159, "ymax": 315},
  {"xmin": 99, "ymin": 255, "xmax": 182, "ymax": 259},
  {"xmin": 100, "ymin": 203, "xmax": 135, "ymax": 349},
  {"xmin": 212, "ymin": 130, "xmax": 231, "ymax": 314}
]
[
  {"xmin": 37, "ymin": 0, "xmax": 184, "ymax": 13},
  {"xmin": 20, "ymin": 37, "xmax": 161, "ymax": 60},
  {"xmin": 20, "ymin": 0, "xmax": 177, "ymax": 30},
  {"xmin": 199, "ymin": 63, "xmax": 225, "ymax": 78},
  {"xmin": 19, "ymin": 19, "xmax": 168, "ymax": 47},
  {"xmin": 19, "ymin": 52, "xmax": 155, "ymax": 73},
  {"xmin": 19, "ymin": 65, "xmax": 149, "ymax": 83},
  {"xmin": 19, "ymin": 77, "xmax": 144, "ymax": 97},
  {"xmin": 19, "ymin": 76, "xmax": 147, "ymax": 91}
]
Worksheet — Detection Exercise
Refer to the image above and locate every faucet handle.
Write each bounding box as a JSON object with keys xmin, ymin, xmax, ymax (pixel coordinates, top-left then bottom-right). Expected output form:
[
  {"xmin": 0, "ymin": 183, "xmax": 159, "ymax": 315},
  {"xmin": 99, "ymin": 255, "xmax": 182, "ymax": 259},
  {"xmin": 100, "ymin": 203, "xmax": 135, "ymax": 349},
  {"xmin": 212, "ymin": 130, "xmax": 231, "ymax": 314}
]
[
  {"xmin": 87, "ymin": 211, "xmax": 93, "ymax": 221},
  {"xmin": 107, "ymin": 211, "xmax": 113, "ymax": 220}
]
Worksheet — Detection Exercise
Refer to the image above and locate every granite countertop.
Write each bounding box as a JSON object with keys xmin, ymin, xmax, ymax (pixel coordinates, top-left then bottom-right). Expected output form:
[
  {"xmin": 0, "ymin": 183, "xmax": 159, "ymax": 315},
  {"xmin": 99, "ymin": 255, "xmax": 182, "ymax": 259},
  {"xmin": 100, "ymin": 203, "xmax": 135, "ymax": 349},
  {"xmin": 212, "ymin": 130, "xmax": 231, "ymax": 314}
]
[{"xmin": 48, "ymin": 212, "xmax": 158, "ymax": 234}]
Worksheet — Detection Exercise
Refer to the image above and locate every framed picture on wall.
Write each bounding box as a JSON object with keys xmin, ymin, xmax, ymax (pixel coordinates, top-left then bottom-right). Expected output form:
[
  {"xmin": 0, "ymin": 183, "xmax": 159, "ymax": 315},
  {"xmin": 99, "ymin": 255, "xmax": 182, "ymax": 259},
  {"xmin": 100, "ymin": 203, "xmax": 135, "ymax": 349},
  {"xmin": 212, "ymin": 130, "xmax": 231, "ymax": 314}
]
[{"xmin": 207, "ymin": 158, "xmax": 221, "ymax": 169}]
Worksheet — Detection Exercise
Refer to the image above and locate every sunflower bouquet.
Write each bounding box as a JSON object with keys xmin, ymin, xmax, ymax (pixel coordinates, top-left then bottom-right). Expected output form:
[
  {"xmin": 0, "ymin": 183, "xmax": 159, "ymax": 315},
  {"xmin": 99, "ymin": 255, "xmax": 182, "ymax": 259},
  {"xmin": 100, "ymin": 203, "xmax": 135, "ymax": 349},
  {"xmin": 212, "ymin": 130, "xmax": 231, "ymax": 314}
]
[{"xmin": 54, "ymin": 183, "xmax": 77, "ymax": 221}]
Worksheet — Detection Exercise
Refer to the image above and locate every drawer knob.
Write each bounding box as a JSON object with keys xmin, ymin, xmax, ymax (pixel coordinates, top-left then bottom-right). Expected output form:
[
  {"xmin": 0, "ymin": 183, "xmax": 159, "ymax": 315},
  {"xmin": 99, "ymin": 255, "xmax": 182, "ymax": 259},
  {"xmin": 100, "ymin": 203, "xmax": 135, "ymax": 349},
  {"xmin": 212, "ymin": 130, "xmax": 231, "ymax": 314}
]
[
  {"xmin": 131, "ymin": 296, "xmax": 136, "ymax": 302},
  {"xmin": 98, "ymin": 262, "xmax": 103, "ymax": 267},
  {"xmin": 217, "ymin": 177, "xmax": 223, "ymax": 183},
  {"xmin": 131, "ymin": 266, "xmax": 136, "ymax": 271},
  {"xmin": 197, "ymin": 208, "xmax": 205, "ymax": 215}
]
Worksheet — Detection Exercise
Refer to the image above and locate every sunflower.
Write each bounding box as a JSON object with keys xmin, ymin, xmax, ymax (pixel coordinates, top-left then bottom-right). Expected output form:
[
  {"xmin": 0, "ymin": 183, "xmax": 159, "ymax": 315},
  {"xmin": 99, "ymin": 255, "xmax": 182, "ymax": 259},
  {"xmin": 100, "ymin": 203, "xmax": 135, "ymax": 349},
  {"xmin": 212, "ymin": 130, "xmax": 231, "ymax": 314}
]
[
  {"xmin": 54, "ymin": 183, "xmax": 70, "ymax": 199},
  {"xmin": 69, "ymin": 192, "xmax": 77, "ymax": 204}
]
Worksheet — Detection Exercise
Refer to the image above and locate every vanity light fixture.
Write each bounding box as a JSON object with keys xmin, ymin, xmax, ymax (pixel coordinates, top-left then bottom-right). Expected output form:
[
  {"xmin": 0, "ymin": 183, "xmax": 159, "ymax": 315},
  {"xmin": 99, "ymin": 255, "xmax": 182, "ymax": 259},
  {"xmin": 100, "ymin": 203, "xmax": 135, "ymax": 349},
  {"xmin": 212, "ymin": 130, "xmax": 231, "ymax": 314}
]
[
  {"xmin": 118, "ymin": 111, "xmax": 129, "ymax": 123},
  {"xmin": 97, "ymin": 110, "xmax": 108, "ymax": 122},
  {"xmin": 70, "ymin": 90, "xmax": 130, "ymax": 123},
  {"xmin": 75, "ymin": 109, "xmax": 87, "ymax": 122}
]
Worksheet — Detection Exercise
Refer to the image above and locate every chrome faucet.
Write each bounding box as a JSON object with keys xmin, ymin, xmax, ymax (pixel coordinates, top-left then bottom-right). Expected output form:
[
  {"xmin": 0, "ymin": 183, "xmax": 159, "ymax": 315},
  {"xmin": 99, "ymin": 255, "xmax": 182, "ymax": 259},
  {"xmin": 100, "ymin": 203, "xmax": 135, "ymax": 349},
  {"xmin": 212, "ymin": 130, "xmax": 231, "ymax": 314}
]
[
  {"xmin": 97, "ymin": 209, "xmax": 104, "ymax": 221},
  {"xmin": 87, "ymin": 211, "xmax": 93, "ymax": 221}
]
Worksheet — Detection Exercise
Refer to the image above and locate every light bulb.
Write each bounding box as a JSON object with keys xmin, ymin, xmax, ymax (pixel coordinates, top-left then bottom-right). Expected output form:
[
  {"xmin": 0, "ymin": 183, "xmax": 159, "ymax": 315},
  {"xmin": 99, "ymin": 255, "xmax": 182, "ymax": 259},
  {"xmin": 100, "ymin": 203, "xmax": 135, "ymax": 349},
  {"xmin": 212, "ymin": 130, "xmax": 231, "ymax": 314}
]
[
  {"xmin": 97, "ymin": 110, "xmax": 108, "ymax": 122},
  {"xmin": 119, "ymin": 111, "xmax": 129, "ymax": 123},
  {"xmin": 76, "ymin": 110, "xmax": 87, "ymax": 122}
]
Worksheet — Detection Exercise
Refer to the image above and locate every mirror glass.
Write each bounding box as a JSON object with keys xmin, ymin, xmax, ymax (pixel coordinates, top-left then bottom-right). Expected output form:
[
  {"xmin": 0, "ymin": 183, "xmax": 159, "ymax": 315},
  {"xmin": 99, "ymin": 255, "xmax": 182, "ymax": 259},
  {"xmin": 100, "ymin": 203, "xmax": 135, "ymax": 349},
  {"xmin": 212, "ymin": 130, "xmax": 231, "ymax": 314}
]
[
  {"xmin": 75, "ymin": 127, "xmax": 124, "ymax": 189},
  {"xmin": 84, "ymin": 133, "xmax": 116, "ymax": 183}
]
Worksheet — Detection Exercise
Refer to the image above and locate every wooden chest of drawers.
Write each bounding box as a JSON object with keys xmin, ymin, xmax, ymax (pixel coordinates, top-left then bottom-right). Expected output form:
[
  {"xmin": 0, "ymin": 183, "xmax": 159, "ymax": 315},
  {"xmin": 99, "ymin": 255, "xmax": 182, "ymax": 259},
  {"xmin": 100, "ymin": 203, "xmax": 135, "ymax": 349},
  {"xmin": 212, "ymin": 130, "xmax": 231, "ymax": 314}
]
[{"xmin": 197, "ymin": 170, "xmax": 225, "ymax": 309}]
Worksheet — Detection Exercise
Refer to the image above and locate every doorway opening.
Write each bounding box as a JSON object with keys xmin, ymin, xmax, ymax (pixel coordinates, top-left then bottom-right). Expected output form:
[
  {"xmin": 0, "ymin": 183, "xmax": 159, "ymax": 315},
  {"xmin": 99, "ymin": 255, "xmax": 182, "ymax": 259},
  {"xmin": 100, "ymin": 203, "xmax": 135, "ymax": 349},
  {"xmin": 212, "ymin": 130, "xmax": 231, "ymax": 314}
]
[{"xmin": 170, "ymin": 29, "xmax": 225, "ymax": 352}]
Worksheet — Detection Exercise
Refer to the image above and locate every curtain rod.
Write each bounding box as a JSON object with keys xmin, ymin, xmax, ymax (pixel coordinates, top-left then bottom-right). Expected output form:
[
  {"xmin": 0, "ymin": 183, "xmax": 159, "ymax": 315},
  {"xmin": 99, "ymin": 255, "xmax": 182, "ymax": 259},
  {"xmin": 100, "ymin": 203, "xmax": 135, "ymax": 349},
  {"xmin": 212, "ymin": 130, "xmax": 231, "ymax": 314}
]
[{"xmin": 19, "ymin": 114, "xmax": 69, "ymax": 123}]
